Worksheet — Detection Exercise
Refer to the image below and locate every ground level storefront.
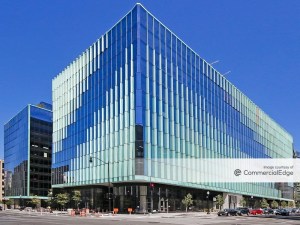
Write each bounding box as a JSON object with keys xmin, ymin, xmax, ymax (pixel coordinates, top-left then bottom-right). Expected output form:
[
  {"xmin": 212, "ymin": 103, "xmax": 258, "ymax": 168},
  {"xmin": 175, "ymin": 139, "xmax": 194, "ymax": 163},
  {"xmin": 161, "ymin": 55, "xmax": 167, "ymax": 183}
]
[{"xmin": 52, "ymin": 183, "xmax": 287, "ymax": 213}]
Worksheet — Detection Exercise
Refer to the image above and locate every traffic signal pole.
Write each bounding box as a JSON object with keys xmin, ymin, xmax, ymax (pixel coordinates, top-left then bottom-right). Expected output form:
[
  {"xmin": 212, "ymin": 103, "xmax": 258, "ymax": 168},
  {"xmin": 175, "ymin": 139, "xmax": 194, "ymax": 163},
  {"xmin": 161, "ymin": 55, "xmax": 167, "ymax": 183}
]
[{"xmin": 150, "ymin": 183, "xmax": 154, "ymax": 213}]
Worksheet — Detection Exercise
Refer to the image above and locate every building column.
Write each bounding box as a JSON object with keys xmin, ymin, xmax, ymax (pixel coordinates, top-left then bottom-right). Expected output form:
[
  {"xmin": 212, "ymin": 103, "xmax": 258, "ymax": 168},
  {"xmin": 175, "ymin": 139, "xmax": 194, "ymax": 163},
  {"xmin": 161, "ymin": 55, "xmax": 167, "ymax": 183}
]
[
  {"xmin": 139, "ymin": 186, "xmax": 147, "ymax": 212},
  {"xmin": 223, "ymin": 192, "xmax": 243, "ymax": 209},
  {"xmin": 119, "ymin": 186, "xmax": 124, "ymax": 212},
  {"xmin": 223, "ymin": 193, "xmax": 229, "ymax": 209}
]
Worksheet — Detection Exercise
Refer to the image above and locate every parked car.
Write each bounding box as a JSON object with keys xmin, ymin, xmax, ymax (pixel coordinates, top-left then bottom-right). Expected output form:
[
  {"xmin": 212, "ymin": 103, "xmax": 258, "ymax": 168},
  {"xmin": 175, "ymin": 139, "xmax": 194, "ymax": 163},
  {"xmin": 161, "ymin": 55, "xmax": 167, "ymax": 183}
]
[
  {"xmin": 273, "ymin": 209, "xmax": 278, "ymax": 213},
  {"xmin": 286, "ymin": 208, "xmax": 293, "ymax": 213},
  {"xmin": 275, "ymin": 209, "xmax": 290, "ymax": 216},
  {"xmin": 218, "ymin": 208, "xmax": 238, "ymax": 216},
  {"xmin": 0, "ymin": 206, "xmax": 2, "ymax": 211},
  {"xmin": 236, "ymin": 207, "xmax": 250, "ymax": 215},
  {"xmin": 250, "ymin": 208, "xmax": 263, "ymax": 215},
  {"xmin": 293, "ymin": 208, "xmax": 300, "ymax": 213},
  {"xmin": 263, "ymin": 208, "xmax": 274, "ymax": 214}
]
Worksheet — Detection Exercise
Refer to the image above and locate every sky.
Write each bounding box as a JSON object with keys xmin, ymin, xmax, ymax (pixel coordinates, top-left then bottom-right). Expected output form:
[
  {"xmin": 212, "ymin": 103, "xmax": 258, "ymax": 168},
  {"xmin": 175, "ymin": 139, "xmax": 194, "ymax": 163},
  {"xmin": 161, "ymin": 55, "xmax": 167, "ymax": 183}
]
[{"xmin": 0, "ymin": 0, "xmax": 299, "ymax": 159}]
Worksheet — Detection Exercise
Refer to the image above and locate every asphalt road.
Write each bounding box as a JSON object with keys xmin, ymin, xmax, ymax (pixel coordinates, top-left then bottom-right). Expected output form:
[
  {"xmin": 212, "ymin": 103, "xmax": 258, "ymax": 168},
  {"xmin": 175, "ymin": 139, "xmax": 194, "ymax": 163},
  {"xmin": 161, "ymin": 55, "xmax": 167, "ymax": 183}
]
[{"xmin": 1, "ymin": 210, "xmax": 300, "ymax": 225}]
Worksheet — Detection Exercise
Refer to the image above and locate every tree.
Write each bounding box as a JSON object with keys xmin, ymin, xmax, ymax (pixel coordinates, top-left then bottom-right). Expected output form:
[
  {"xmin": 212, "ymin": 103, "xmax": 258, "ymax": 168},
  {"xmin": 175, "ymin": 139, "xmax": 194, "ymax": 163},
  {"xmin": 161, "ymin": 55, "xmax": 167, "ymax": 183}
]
[
  {"xmin": 239, "ymin": 197, "xmax": 247, "ymax": 207},
  {"xmin": 271, "ymin": 200, "xmax": 278, "ymax": 209},
  {"xmin": 254, "ymin": 200, "xmax": 261, "ymax": 208},
  {"xmin": 55, "ymin": 193, "xmax": 70, "ymax": 211},
  {"xmin": 182, "ymin": 193, "xmax": 193, "ymax": 212},
  {"xmin": 72, "ymin": 190, "xmax": 81, "ymax": 209},
  {"xmin": 5, "ymin": 199, "xmax": 14, "ymax": 208},
  {"xmin": 296, "ymin": 201, "xmax": 300, "ymax": 208},
  {"xmin": 30, "ymin": 195, "xmax": 40, "ymax": 209},
  {"xmin": 288, "ymin": 201, "xmax": 294, "ymax": 208},
  {"xmin": 260, "ymin": 199, "xmax": 269, "ymax": 208},
  {"xmin": 215, "ymin": 195, "xmax": 224, "ymax": 210},
  {"xmin": 280, "ymin": 201, "xmax": 287, "ymax": 208}
]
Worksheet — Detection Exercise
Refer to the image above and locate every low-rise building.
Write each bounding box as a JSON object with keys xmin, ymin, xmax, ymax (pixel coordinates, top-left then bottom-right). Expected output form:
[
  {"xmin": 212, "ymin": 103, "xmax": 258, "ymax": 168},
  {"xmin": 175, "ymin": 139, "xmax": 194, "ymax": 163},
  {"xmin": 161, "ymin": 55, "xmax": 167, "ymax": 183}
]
[
  {"xmin": 4, "ymin": 102, "xmax": 52, "ymax": 207},
  {"xmin": 0, "ymin": 159, "xmax": 4, "ymax": 202}
]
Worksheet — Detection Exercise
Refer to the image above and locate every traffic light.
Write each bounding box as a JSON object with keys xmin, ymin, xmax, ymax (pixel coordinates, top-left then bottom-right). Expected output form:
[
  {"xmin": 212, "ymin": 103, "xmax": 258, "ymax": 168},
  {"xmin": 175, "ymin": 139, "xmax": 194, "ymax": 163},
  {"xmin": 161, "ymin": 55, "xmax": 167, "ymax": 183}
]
[{"xmin": 150, "ymin": 183, "xmax": 155, "ymax": 191}]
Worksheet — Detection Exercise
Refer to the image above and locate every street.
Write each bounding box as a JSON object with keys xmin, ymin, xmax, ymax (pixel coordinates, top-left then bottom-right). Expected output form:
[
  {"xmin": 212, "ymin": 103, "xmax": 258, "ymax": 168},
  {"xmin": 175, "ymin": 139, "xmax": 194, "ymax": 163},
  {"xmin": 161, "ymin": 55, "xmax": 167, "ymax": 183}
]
[{"xmin": 1, "ymin": 210, "xmax": 300, "ymax": 225}]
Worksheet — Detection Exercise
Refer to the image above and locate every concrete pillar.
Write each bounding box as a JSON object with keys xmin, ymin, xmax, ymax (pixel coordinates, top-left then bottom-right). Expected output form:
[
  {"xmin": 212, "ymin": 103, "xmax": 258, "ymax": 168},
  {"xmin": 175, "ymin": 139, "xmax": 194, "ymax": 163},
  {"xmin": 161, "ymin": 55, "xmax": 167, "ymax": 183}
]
[
  {"xmin": 236, "ymin": 195, "xmax": 243, "ymax": 207},
  {"xmin": 119, "ymin": 195, "xmax": 124, "ymax": 211},
  {"xmin": 223, "ymin": 192, "xmax": 243, "ymax": 209},
  {"xmin": 139, "ymin": 186, "xmax": 147, "ymax": 212},
  {"xmin": 119, "ymin": 187, "xmax": 124, "ymax": 212},
  {"xmin": 223, "ymin": 193, "xmax": 229, "ymax": 209}
]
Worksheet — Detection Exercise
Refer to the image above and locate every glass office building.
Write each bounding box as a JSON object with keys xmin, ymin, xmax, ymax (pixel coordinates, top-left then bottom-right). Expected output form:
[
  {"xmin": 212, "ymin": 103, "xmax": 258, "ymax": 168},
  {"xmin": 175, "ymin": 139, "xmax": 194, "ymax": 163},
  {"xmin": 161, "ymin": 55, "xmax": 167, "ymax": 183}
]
[
  {"xmin": 4, "ymin": 103, "xmax": 52, "ymax": 204},
  {"xmin": 52, "ymin": 4, "xmax": 293, "ymax": 211}
]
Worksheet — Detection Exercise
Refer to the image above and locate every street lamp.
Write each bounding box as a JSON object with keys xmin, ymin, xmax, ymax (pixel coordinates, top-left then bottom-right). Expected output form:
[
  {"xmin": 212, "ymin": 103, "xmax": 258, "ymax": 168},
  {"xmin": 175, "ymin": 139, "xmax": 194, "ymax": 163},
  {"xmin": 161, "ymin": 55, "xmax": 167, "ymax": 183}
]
[
  {"xmin": 207, "ymin": 191, "xmax": 210, "ymax": 214},
  {"xmin": 19, "ymin": 195, "xmax": 22, "ymax": 209},
  {"xmin": 49, "ymin": 190, "xmax": 53, "ymax": 209},
  {"xmin": 89, "ymin": 156, "xmax": 111, "ymax": 213}
]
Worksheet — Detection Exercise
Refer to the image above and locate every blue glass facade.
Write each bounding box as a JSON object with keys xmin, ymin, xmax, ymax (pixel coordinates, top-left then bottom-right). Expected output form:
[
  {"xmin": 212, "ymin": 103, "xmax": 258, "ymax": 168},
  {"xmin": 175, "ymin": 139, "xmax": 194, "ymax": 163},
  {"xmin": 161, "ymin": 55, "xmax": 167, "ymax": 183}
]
[
  {"xmin": 4, "ymin": 104, "xmax": 52, "ymax": 200},
  {"xmin": 52, "ymin": 5, "xmax": 139, "ymax": 186},
  {"xmin": 52, "ymin": 4, "xmax": 293, "ymax": 211}
]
